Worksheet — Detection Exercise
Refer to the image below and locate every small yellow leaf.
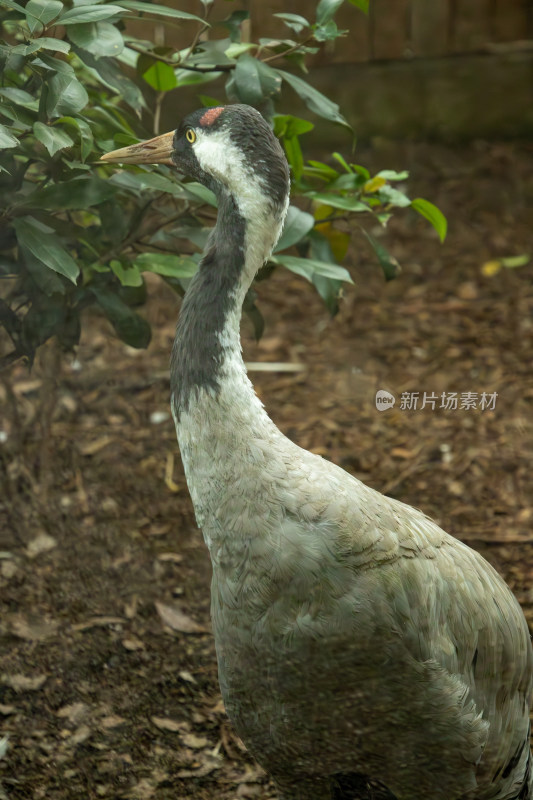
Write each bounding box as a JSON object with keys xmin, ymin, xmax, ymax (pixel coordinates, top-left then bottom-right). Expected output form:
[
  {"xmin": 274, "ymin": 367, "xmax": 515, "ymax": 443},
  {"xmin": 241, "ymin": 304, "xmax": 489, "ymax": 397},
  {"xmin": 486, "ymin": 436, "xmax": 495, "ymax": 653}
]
[
  {"xmin": 481, "ymin": 260, "xmax": 502, "ymax": 277},
  {"xmin": 313, "ymin": 203, "xmax": 334, "ymax": 220},
  {"xmin": 165, "ymin": 452, "xmax": 180, "ymax": 493},
  {"xmin": 315, "ymin": 221, "xmax": 351, "ymax": 263},
  {"xmin": 364, "ymin": 176, "xmax": 386, "ymax": 193}
]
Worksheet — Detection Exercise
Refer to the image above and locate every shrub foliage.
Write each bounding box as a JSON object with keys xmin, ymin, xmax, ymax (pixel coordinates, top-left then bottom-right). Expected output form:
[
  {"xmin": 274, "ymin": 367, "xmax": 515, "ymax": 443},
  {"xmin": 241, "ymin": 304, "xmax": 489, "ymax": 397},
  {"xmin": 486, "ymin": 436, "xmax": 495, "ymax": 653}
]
[{"xmin": 0, "ymin": 0, "xmax": 446, "ymax": 366}]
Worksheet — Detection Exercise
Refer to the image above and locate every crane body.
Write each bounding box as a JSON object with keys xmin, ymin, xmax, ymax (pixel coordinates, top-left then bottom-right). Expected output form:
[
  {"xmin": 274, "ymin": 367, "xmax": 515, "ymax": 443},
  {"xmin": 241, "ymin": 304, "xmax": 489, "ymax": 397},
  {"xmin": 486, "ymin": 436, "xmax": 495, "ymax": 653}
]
[{"xmin": 101, "ymin": 104, "xmax": 532, "ymax": 800}]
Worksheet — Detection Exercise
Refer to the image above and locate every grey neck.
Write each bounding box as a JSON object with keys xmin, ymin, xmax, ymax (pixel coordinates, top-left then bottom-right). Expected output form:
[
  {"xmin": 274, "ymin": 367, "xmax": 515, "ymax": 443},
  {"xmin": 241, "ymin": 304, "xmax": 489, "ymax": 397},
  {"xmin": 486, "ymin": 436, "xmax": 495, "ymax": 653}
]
[{"xmin": 170, "ymin": 191, "xmax": 249, "ymax": 420}]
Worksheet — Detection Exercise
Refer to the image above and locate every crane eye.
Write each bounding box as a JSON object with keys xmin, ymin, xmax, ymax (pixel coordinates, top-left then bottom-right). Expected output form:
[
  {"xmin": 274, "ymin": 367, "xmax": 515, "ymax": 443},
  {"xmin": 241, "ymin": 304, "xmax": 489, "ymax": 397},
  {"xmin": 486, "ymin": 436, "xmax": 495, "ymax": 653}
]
[{"xmin": 185, "ymin": 128, "xmax": 196, "ymax": 144}]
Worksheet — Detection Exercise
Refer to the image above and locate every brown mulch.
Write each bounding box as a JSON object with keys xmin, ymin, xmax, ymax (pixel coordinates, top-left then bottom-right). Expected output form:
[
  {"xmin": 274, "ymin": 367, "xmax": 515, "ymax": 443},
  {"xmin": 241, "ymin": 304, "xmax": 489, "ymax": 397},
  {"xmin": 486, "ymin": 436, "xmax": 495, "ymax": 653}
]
[{"xmin": 0, "ymin": 140, "xmax": 532, "ymax": 799}]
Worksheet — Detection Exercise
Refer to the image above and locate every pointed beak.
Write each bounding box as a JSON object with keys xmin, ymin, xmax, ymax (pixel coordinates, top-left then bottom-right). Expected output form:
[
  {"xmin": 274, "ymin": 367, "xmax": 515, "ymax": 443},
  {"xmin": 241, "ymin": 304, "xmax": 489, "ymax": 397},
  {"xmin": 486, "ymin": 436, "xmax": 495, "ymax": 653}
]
[{"xmin": 99, "ymin": 131, "xmax": 175, "ymax": 165}]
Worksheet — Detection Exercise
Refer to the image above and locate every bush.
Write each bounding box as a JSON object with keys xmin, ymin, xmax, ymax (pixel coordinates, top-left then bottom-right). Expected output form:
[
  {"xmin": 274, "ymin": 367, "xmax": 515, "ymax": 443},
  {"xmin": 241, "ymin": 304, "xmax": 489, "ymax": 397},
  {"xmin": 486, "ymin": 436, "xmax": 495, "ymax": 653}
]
[{"xmin": 0, "ymin": 0, "xmax": 446, "ymax": 367}]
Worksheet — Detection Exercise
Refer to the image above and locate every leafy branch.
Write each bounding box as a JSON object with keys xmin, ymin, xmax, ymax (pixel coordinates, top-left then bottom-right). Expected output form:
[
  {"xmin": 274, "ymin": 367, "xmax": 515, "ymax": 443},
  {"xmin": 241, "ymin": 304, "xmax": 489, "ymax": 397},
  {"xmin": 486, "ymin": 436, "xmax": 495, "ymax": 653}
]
[{"xmin": 0, "ymin": 0, "xmax": 446, "ymax": 366}]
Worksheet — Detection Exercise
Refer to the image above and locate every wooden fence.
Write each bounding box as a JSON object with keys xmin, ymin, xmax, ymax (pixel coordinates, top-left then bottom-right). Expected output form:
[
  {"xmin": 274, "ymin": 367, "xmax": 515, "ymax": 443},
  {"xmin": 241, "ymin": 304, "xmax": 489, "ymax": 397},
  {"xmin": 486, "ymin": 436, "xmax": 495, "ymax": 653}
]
[
  {"xmin": 252, "ymin": 0, "xmax": 532, "ymax": 64},
  {"xmin": 136, "ymin": 0, "xmax": 532, "ymax": 64}
]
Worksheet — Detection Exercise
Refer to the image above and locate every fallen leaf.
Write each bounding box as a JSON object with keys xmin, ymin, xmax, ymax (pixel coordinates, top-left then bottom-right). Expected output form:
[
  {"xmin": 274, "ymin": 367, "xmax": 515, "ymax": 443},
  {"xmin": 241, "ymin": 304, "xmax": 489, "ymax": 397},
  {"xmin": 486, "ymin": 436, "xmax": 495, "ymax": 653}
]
[
  {"xmin": 129, "ymin": 778, "xmax": 155, "ymax": 799},
  {"xmin": 178, "ymin": 670, "xmax": 196, "ymax": 684},
  {"xmin": 1, "ymin": 673, "xmax": 47, "ymax": 692},
  {"xmin": 151, "ymin": 716, "xmax": 187, "ymax": 733},
  {"xmin": 72, "ymin": 616, "xmax": 124, "ymax": 631},
  {"xmin": 26, "ymin": 533, "xmax": 57, "ymax": 558},
  {"xmin": 100, "ymin": 715, "xmax": 126, "ymax": 729},
  {"xmin": 0, "ymin": 558, "xmax": 17, "ymax": 579},
  {"xmin": 0, "ymin": 704, "xmax": 16, "ymax": 716},
  {"xmin": 155, "ymin": 602, "xmax": 206, "ymax": 634},
  {"xmin": 10, "ymin": 614, "xmax": 58, "ymax": 641},
  {"xmin": 181, "ymin": 732, "xmax": 209, "ymax": 749},
  {"xmin": 157, "ymin": 552, "xmax": 183, "ymax": 564},
  {"xmin": 165, "ymin": 452, "xmax": 180, "ymax": 493},
  {"xmin": 176, "ymin": 752, "xmax": 222, "ymax": 778},
  {"xmin": 66, "ymin": 725, "xmax": 92, "ymax": 747},
  {"xmin": 79, "ymin": 436, "xmax": 114, "ymax": 456},
  {"xmin": 57, "ymin": 703, "xmax": 89, "ymax": 725},
  {"xmin": 122, "ymin": 637, "xmax": 144, "ymax": 651}
]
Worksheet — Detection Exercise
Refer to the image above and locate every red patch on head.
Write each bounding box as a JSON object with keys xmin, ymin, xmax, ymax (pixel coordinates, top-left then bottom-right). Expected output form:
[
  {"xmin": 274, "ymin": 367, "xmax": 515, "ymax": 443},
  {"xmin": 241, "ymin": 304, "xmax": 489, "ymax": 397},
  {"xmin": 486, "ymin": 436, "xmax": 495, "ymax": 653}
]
[{"xmin": 200, "ymin": 106, "xmax": 224, "ymax": 127}]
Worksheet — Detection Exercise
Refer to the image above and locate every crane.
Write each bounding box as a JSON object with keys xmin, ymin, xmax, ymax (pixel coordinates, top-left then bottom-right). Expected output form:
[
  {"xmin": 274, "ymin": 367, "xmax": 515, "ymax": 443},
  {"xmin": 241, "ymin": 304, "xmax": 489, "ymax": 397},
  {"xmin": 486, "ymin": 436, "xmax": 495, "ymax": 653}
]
[{"xmin": 101, "ymin": 104, "xmax": 532, "ymax": 800}]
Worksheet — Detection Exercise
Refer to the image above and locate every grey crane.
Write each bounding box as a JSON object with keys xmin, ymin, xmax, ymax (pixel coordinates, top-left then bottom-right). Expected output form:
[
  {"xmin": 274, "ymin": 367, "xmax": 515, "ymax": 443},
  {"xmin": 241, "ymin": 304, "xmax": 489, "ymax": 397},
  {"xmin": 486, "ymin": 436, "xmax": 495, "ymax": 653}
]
[{"xmin": 101, "ymin": 104, "xmax": 532, "ymax": 800}]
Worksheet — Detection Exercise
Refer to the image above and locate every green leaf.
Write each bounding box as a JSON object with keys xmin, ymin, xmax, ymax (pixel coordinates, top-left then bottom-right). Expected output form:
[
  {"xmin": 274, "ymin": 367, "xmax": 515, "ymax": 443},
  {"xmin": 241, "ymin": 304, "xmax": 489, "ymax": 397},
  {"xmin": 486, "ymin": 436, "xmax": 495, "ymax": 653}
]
[
  {"xmin": 198, "ymin": 94, "xmax": 223, "ymax": 107},
  {"xmin": 33, "ymin": 120, "xmax": 74, "ymax": 155},
  {"xmin": 142, "ymin": 60, "xmax": 177, "ymax": 91},
  {"xmin": 0, "ymin": 87, "xmax": 39, "ymax": 108},
  {"xmin": 500, "ymin": 254, "xmax": 530, "ymax": 269},
  {"xmin": 363, "ymin": 230, "xmax": 401, "ymax": 281},
  {"xmin": 271, "ymin": 254, "xmax": 353, "ymax": 284},
  {"xmin": 57, "ymin": 4, "xmax": 124, "ymax": 24},
  {"xmin": 34, "ymin": 52, "xmax": 74, "ymax": 73},
  {"xmin": 67, "ymin": 22, "xmax": 124, "ymax": 58},
  {"xmin": 25, "ymin": 0, "xmax": 63, "ymax": 33},
  {"xmin": 91, "ymin": 287, "xmax": 151, "ymax": 348},
  {"xmin": 225, "ymin": 42, "xmax": 256, "ymax": 59},
  {"xmin": 273, "ymin": 114, "xmax": 314, "ymax": 138},
  {"xmin": 27, "ymin": 175, "xmax": 115, "ymax": 208},
  {"xmin": 116, "ymin": 1, "xmax": 204, "ymax": 22},
  {"xmin": 0, "ymin": 0, "xmax": 26, "ymax": 12},
  {"xmin": 56, "ymin": 116, "xmax": 93, "ymax": 160},
  {"xmin": 332, "ymin": 151, "xmax": 352, "ymax": 173},
  {"xmin": 134, "ymin": 253, "xmax": 199, "ymax": 278},
  {"xmin": 11, "ymin": 40, "xmax": 42, "ymax": 55},
  {"xmin": 38, "ymin": 36, "xmax": 71, "ymax": 53},
  {"xmin": 411, "ymin": 198, "xmax": 447, "ymax": 242},
  {"xmin": 273, "ymin": 12, "xmax": 310, "ymax": 33},
  {"xmin": 377, "ymin": 184, "xmax": 411, "ymax": 208},
  {"xmin": 347, "ymin": 0, "xmax": 369, "ymax": 13},
  {"xmin": 77, "ymin": 51, "xmax": 145, "ymax": 111},
  {"xmin": 277, "ymin": 69, "xmax": 350, "ymax": 128},
  {"xmin": 308, "ymin": 230, "xmax": 343, "ymax": 315},
  {"xmin": 283, "ymin": 135, "xmax": 304, "ymax": 180},
  {"xmin": 377, "ymin": 169, "xmax": 409, "ymax": 181},
  {"xmin": 314, "ymin": 20, "xmax": 346, "ymax": 41},
  {"xmin": 110, "ymin": 260, "xmax": 143, "ymax": 287},
  {"xmin": 316, "ymin": 0, "xmax": 344, "ymax": 24},
  {"xmin": 21, "ymin": 246, "xmax": 66, "ymax": 295},
  {"xmin": 13, "ymin": 37, "xmax": 70, "ymax": 55},
  {"xmin": 107, "ymin": 171, "xmax": 187, "ymax": 198},
  {"xmin": 184, "ymin": 181, "xmax": 217, "ymax": 207},
  {"xmin": 230, "ymin": 55, "xmax": 281, "ymax": 105},
  {"xmin": 306, "ymin": 191, "xmax": 368, "ymax": 212},
  {"xmin": 46, "ymin": 73, "xmax": 89, "ymax": 118},
  {"xmin": 306, "ymin": 159, "xmax": 339, "ymax": 180},
  {"xmin": 0, "ymin": 124, "xmax": 19, "ymax": 149},
  {"xmin": 275, "ymin": 205, "xmax": 315, "ymax": 252},
  {"xmin": 14, "ymin": 217, "xmax": 79, "ymax": 283},
  {"xmin": 176, "ymin": 69, "xmax": 222, "ymax": 88}
]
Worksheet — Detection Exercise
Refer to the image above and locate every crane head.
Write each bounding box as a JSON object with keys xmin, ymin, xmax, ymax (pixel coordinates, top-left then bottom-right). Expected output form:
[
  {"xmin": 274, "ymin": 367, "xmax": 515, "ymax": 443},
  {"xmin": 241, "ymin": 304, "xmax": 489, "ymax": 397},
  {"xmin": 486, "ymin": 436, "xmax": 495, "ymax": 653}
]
[{"xmin": 100, "ymin": 104, "xmax": 290, "ymax": 211}]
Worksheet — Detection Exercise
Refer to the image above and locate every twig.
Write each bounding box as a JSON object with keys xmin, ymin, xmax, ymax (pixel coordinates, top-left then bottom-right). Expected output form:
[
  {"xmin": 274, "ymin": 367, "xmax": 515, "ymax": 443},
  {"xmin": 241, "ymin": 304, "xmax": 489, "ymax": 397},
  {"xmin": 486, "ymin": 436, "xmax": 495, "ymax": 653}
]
[{"xmin": 261, "ymin": 34, "xmax": 315, "ymax": 64}]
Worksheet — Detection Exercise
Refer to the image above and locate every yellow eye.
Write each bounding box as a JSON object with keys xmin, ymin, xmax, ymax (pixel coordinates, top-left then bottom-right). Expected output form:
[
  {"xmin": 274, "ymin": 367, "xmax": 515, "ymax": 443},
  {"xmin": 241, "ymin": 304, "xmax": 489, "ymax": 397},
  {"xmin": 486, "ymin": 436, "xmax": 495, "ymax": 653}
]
[{"xmin": 186, "ymin": 128, "xmax": 196, "ymax": 144}]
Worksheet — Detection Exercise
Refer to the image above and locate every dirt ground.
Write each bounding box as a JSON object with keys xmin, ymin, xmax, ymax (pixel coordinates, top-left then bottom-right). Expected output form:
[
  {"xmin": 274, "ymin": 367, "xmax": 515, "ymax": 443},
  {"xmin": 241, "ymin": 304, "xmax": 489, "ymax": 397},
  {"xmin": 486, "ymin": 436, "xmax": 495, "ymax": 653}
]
[{"xmin": 0, "ymin": 140, "xmax": 532, "ymax": 800}]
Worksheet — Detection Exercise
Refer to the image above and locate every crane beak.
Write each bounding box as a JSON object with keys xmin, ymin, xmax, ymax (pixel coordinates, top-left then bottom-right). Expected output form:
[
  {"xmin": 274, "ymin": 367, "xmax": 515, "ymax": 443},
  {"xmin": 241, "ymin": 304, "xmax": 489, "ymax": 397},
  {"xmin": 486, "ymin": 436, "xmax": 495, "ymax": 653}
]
[{"xmin": 99, "ymin": 131, "xmax": 175, "ymax": 165}]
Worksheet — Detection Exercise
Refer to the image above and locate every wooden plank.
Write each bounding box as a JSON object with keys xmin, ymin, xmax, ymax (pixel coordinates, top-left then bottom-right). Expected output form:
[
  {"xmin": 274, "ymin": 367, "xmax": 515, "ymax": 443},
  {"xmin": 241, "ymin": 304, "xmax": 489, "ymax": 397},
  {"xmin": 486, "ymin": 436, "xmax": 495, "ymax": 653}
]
[
  {"xmin": 370, "ymin": 0, "xmax": 410, "ymax": 60},
  {"xmin": 250, "ymin": 0, "xmax": 288, "ymax": 41},
  {"xmin": 410, "ymin": 0, "xmax": 449, "ymax": 57},
  {"xmin": 490, "ymin": 0, "xmax": 528, "ymax": 42},
  {"xmin": 453, "ymin": 0, "xmax": 491, "ymax": 51}
]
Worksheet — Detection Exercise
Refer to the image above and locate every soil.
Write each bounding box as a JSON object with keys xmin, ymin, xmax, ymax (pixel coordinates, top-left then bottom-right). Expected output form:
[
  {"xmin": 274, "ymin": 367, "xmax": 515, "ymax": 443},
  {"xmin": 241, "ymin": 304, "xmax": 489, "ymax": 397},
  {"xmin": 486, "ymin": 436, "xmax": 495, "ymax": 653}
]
[{"xmin": 0, "ymin": 140, "xmax": 532, "ymax": 800}]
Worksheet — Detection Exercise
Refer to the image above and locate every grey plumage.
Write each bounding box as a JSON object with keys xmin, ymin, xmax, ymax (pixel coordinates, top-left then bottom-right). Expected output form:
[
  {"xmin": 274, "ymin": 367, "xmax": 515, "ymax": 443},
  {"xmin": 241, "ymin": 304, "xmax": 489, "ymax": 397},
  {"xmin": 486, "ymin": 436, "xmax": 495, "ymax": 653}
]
[{"xmin": 101, "ymin": 104, "xmax": 533, "ymax": 800}]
